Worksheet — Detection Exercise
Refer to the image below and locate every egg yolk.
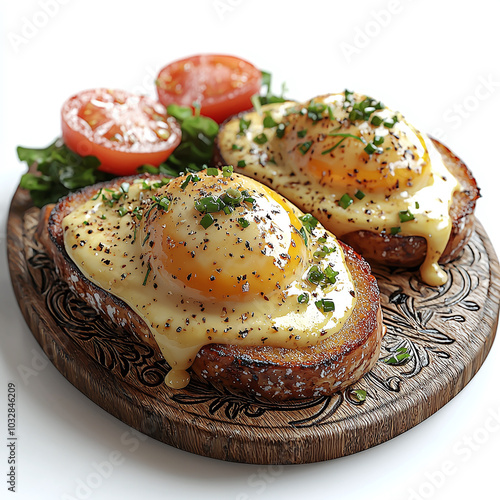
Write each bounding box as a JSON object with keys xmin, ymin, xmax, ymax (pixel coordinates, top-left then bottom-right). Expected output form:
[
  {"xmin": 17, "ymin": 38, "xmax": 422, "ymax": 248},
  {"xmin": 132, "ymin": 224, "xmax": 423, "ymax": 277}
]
[
  {"xmin": 288, "ymin": 96, "xmax": 432, "ymax": 194},
  {"xmin": 141, "ymin": 173, "xmax": 308, "ymax": 300}
]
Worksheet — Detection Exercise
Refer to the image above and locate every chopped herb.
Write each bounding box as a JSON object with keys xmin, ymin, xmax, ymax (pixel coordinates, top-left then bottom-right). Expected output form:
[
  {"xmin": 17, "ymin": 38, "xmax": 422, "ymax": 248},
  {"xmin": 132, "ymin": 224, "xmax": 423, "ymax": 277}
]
[
  {"xmin": 222, "ymin": 165, "xmax": 234, "ymax": 177},
  {"xmin": 239, "ymin": 118, "xmax": 251, "ymax": 134},
  {"xmin": 297, "ymin": 129, "xmax": 308, "ymax": 138},
  {"xmin": 232, "ymin": 144, "xmax": 244, "ymax": 151},
  {"xmin": 298, "ymin": 293, "xmax": 309, "ymax": 304},
  {"xmin": 399, "ymin": 210, "xmax": 415, "ymax": 222},
  {"xmin": 263, "ymin": 113, "xmax": 278, "ymax": 128},
  {"xmin": 100, "ymin": 214, "xmax": 106, "ymax": 220},
  {"xmin": 299, "ymin": 227, "xmax": 308, "ymax": 245},
  {"xmin": 351, "ymin": 389, "xmax": 367, "ymax": 402},
  {"xmin": 383, "ymin": 116, "xmax": 399, "ymax": 128},
  {"xmin": 237, "ymin": 160, "xmax": 246, "ymax": 168},
  {"xmin": 415, "ymin": 201, "xmax": 420, "ymax": 209},
  {"xmin": 298, "ymin": 141, "xmax": 313, "ymax": 154},
  {"xmin": 254, "ymin": 133, "xmax": 268, "ymax": 145},
  {"xmin": 364, "ymin": 141, "xmax": 383, "ymax": 155},
  {"xmin": 142, "ymin": 232, "xmax": 150, "ymax": 246},
  {"xmin": 370, "ymin": 115, "xmax": 383, "ymax": 126},
  {"xmin": 180, "ymin": 173, "xmax": 200, "ymax": 190},
  {"xmin": 195, "ymin": 196, "xmax": 225, "ymax": 213},
  {"xmin": 390, "ymin": 226, "xmax": 401, "ymax": 235},
  {"xmin": 315, "ymin": 298, "xmax": 335, "ymax": 313},
  {"xmin": 200, "ymin": 213, "xmax": 215, "ymax": 229},
  {"xmin": 276, "ymin": 123, "xmax": 286, "ymax": 138},
  {"xmin": 383, "ymin": 347, "xmax": 410, "ymax": 365},
  {"xmin": 142, "ymin": 262, "xmax": 152, "ymax": 286},
  {"xmin": 237, "ymin": 217, "xmax": 250, "ymax": 228},
  {"xmin": 206, "ymin": 167, "xmax": 218, "ymax": 176},
  {"xmin": 117, "ymin": 206, "xmax": 128, "ymax": 217},
  {"xmin": 299, "ymin": 213, "xmax": 318, "ymax": 233},
  {"xmin": 307, "ymin": 101, "xmax": 326, "ymax": 121},
  {"xmin": 339, "ymin": 193, "xmax": 353, "ymax": 209},
  {"xmin": 354, "ymin": 189, "xmax": 365, "ymax": 200}
]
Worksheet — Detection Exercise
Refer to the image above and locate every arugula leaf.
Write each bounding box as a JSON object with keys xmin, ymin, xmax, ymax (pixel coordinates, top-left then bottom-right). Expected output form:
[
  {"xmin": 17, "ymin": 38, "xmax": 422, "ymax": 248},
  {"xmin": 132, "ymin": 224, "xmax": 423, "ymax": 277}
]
[
  {"xmin": 150, "ymin": 105, "xmax": 219, "ymax": 176},
  {"xmin": 18, "ymin": 140, "xmax": 112, "ymax": 207},
  {"xmin": 257, "ymin": 70, "xmax": 287, "ymax": 105}
]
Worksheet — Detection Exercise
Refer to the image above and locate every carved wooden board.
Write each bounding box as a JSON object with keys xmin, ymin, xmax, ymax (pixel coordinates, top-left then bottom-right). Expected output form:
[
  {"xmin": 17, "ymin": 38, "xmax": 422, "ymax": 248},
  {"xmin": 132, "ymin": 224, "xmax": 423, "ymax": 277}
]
[{"xmin": 7, "ymin": 186, "xmax": 500, "ymax": 464}]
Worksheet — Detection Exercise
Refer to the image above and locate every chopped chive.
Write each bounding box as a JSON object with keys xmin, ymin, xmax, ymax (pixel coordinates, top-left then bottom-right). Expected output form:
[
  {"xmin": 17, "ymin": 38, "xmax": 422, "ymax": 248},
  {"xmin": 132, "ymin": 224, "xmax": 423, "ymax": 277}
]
[
  {"xmin": 263, "ymin": 113, "xmax": 278, "ymax": 128},
  {"xmin": 142, "ymin": 232, "xmax": 150, "ymax": 246},
  {"xmin": 200, "ymin": 213, "xmax": 214, "ymax": 229},
  {"xmin": 254, "ymin": 133, "xmax": 268, "ymax": 145},
  {"xmin": 373, "ymin": 135, "xmax": 384, "ymax": 146},
  {"xmin": 328, "ymin": 105, "xmax": 335, "ymax": 120},
  {"xmin": 92, "ymin": 188, "xmax": 103, "ymax": 201},
  {"xmin": 276, "ymin": 123, "xmax": 286, "ymax": 138},
  {"xmin": 239, "ymin": 118, "xmax": 251, "ymax": 134},
  {"xmin": 322, "ymin": 137, "xmax": 346, "ymax": 155},
  {"xmin": 222, "ymin": 187, "xmax": 243, "ymax": 206},
  {"xmin": 298, "ymin": 141, "xmax": 313, "ymax": 154},
  {"xmin": 383, "ymin": 347, "xmax": 410, "ymax": 365},
  {"xmin": 354, "ymin": 189, "xmax": 365, "ymax": 200},
  {"xmin": 352, "ymin": 389, "xmax": 367, "ymax": 402},
  {"xmin": 237, "ymin": 160, "xmax": 246, "ymax": 168},
  {"xmin": 315, "ymin": 298, "xmax": 335, "ymax": 313},
  {"xmin": 142, "ymin": 262, "xmax": 152, "ymax": 286},
  {"xmin": 299, "ymin": 213, "xmax": 318, "ymax": 233},
  {"xmin": 399, "ymin": 210, "xmax": 415, "ymax": 222},
  {"xmin": 328, "ymin": 132, "xmax": 365, "ymax": 142},
  {"xmin": 117, "ymin": 206, "xmax": 128, "ymax": 217},
  {"xmin": 324, "ymin": 266, "xmax": 339, "ymax": 284},
  {"xmin": 299, "ymin": 227, "xmax": 308, "ymax": 245},
  {"xmin": 180, "ymin": 174, "xmax": 192, "ymax": 190},
  {"xmin": 371, "ymin": 115, "xmax": 383, "ymax": 126},
  {"xmin": 339, "ymin": 193, "xmax": 353, "ymax": 209},
  {"xmin": 415, "ymin": 201, "xmax": 420, "ymax": 209},
  {"xmin": 195, "ymin": 195, "xmax": 225, "ymax": 213},
  {"xmin": 206, "ymin": 167, "xmax": 218, "ymax": 176},
  {"xmin": 390, "ymin": 226, "xmax": 401, "ymax": 235},
  {"xmin": 297, "ymin": 129, "xmax": 307, "ymax": 138},
  {"xmin": 82, "ymin": 220, "xmax": 89, "ymax": 226},
  {"xmin": 307, "ymin": 265, "xmax": 324, "ymax": 285},
  {"xmin": 100, "ymin": 214, "xmax": 106, "ymax": 220},
  {"xmin": 222, "ymin": 165, "xmax": 234, "ymax": 177},
  {"xmin": 237, "ymin": 217, "xmax": 250, "ymax": 228},
  {"xmin": 364, "ymin": 142, "xmax": 383, "ymax": 155},
  {"xmin": 232, "ymin": 144, "xmax": 244, "ymax": 151},
  {"xmin": 298, "ymin": 293, "xmax": 309, "ymax": 304}
]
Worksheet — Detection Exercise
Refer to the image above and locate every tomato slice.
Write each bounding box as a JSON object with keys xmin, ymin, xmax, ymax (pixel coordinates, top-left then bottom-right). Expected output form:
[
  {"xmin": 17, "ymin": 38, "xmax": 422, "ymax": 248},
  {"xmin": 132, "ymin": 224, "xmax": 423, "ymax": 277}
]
[
  {"xmin": 156, "ymin": 54, "xmax": 262, "ymax": 123},
  {"xmin": 61, "ymin": 88, "xmax": 181, "ymax": 175}
]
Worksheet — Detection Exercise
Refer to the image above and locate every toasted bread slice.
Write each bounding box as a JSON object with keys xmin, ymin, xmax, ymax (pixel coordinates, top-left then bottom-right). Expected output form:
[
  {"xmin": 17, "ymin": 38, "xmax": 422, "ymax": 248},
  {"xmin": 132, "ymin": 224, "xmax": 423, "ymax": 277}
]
[
  {"xmin": 40, "ymin": 174, "xmax": 384, "ymax": 400},
  {"xmin": 215, "ymin": 124, "xmax": 480, "ymax": 270},
  {"xmin": 340, "ymin": 139, "xmax": 480, "ymax": 268}
]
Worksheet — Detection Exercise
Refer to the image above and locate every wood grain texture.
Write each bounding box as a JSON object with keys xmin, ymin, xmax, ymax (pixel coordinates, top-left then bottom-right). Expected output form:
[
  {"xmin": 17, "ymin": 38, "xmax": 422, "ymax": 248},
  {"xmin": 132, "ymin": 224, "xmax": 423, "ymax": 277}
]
[{"xmin": 7, "ymin": 186, "xmax": 500, "ymax": 464}]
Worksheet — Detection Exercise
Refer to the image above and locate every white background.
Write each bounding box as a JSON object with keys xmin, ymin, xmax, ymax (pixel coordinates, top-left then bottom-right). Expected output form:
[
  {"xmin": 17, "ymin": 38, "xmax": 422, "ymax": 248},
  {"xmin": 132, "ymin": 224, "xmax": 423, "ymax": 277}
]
[{"xmin": 1, "ymin": 1, "xmax": 500, "ymax": 499}]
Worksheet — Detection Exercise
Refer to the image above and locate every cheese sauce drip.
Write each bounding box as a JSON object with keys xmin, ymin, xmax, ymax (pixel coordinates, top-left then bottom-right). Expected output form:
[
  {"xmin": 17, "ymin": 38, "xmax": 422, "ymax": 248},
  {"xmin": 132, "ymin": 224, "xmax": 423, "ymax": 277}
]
[
  {"xmin": 62, "ymin": 171, "xmax": 356, "ymax": 388},
  {"xmin": 219, "ymin": 93, "xmax": 462, "ymax": 286}
]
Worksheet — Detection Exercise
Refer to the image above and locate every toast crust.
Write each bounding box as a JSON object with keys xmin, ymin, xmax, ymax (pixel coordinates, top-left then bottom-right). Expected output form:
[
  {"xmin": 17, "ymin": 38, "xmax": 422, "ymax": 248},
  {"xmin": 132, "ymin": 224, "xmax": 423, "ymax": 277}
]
[{"xmin": 40, "ymin": 174, "xmax": 384, "ymax": 400}]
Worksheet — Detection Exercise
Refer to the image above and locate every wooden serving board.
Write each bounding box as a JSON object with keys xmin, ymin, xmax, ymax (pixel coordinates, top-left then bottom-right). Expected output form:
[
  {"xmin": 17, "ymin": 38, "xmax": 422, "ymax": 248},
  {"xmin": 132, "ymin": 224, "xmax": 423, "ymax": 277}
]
[{"xmin": 7, "ymin": 186, "xmax": 500, "ymax": 464}]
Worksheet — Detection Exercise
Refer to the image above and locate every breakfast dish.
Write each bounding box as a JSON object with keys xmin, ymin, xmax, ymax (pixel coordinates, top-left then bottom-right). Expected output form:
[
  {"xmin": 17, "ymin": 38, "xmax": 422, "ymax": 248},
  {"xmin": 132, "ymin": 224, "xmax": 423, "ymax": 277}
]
[
  {"xmin": 10, "ymin": 53, "xmax": 496, "ymax": 462},
  {"xmin": 40, "ymin": 168, "xmax": 384, "ymax": 400},
  {"xmin": 215, "ymin": 91, "xmax": 480, "ymax": 286}
]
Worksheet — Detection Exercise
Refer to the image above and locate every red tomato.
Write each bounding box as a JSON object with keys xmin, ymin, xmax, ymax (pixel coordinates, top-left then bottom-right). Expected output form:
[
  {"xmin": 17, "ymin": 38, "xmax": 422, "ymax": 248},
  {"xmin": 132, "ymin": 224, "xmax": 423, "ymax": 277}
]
[
  {"xmin": 61, "ymin": 88, "xmax": 181, "ymax": 175},
  {"xmin": 156, "ymin": 54, "xmax": 262, "ymax": 123}
]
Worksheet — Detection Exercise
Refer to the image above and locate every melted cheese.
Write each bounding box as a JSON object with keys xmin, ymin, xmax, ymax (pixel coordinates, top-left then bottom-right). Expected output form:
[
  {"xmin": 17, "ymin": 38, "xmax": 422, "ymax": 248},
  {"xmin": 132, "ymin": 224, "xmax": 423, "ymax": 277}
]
[
  {"xmin": 62, "ymin": 172, "xmax": 357, "ymax": 388},
  {"xmin": 218, "ymin": 94, "xmax": 462, "ymax": 286}
]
